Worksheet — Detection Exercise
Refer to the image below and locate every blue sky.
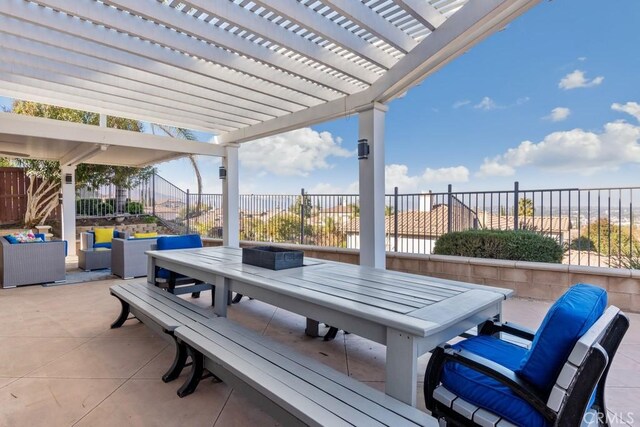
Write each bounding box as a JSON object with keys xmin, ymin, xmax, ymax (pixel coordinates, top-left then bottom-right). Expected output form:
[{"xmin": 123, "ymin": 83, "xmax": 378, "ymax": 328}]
[{"xmin": 3, "ymin": 0, "xmax": 640, "ymax": 195}]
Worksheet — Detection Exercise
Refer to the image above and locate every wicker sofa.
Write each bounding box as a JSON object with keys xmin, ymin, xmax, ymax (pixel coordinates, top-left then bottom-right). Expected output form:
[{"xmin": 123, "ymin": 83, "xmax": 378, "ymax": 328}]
[
  {"xmin": 0, "ymin": 237, "xmax": 66, "ymax": 288},
  {"xmin": 111, "ymin": 236, "xmax": 158, "ymax": 279}
]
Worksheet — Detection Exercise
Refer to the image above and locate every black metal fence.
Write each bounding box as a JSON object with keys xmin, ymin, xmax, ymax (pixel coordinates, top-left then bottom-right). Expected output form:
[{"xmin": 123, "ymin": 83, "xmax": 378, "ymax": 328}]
[{"xmin": 76, "ymin": 175, "xmax": 640, "ymax": 267}]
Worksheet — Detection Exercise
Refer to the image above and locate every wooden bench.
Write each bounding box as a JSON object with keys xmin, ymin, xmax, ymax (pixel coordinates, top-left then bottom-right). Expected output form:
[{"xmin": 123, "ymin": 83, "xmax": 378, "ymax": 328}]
[
  {"xmin": 110, "ymin": 282, "xmax": 437, "ymax": 426},
  {"xmin": 110, "ymin": 282, "xmax": 216, "ymax": 382},
  {"xmin": 173, "ymin": 319, "xmax": 437, "ymax": 426}
]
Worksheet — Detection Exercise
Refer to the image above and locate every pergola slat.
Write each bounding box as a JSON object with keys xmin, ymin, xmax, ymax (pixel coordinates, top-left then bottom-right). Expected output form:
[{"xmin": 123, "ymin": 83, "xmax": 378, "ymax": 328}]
[
  {"xmin": 394, "ymin": 0, "xmax": 447, "ymax": 31},
  {"xmin": 32, "ymin": 0, "xmax": 366, "ymax": 95},
  {"xmin": 319, "ymin": 0, "xmax": 418, "ymax": 54},
  {"xmin": 0, "ymin": 34, "xmax": 274, "ymax": 124},
  {"xmin": 0, "ymin": 0, "xmax": 539, "ymax": 139}
]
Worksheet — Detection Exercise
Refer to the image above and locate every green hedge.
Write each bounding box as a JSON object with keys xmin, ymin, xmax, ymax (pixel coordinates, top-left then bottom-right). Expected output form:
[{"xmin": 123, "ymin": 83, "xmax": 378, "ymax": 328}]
[{"xmin": 433, "ymin": 229, "xmax": 564, "ymax": 263}]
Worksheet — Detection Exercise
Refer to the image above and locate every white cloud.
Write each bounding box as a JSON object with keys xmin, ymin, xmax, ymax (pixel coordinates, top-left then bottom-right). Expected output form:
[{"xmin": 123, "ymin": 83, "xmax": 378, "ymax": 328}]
[
  {"xmin": 578, "ymin": 56, "xmax": 587, "ymax": 62},
  {"xmin": 477, "ymin": 103, "xmax": 640, "ymax": 176},
  {"xmin": 240, "ymin": 128, "xmax": 352, "ymax": 176},
  {"xmin": 453, "ymin": 100, "xmax": 471, "ymax": 109},
  {"xmin": 544, "ymin": 107, "xmax": 571, "ymax": 122},
  {"xmin": 477, "ymin": 160, "xmax": 515, "ymax": 177},
  {"xmin": 474, "ymin": 97, "xmax": 498, "ymax": 110},
  {"xmin": 612, "ymin": 102, "xmax": 640, "ymax": 122},
  {"xmin": 558, "ymin": 70, "xmax": 604, "ymax": 90},
  {"xmin": 423, "ymin": 166, "xmax": 469, "ymax": 183},
  {"xmin": 385, "ymin": 164, "xmax": 469, "ymax": 193},
  {"xmin": 385, "ymin": 164, "xmax": 421, "ymax": 193}
]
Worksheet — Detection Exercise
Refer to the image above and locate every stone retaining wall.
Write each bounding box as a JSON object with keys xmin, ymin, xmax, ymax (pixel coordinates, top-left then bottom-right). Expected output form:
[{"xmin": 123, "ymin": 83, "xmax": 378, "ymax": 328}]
[
  {"xmin": 76, "ymin": 223, "xmax": 158, "ymax": 238},
  {"xmin": 202, "ymin": 238, "xmax": 640, "ymax": 312}
]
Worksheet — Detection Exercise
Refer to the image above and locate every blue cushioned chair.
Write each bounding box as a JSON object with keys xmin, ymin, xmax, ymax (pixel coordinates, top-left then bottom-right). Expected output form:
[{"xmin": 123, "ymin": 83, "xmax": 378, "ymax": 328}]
[
  {"xmin": 154, "ymin": 234, "xmax": 212, "ymax": 300},
  {"xmin": 424, "ymin": 284, "xmax": 629, "ymax": 427}
]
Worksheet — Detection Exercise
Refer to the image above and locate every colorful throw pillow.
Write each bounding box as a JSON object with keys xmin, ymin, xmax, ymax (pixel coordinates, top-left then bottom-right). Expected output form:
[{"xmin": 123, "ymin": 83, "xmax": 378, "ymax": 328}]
[
  {"xmin": 94, "ymin": 228, "xmax": 115, "ymax": 244},
  {"xmin": 134, "ymin": 232, "xmax": 158, "ymax": 238},
  {"xmin": 5, "ymin": 231, "xmax": 43, "ymax": 244}
]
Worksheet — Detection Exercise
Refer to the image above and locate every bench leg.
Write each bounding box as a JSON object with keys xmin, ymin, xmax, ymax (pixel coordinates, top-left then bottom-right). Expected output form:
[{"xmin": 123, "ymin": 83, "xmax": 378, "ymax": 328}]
[
  {"xmin": 163, "ymin": 338, "xmax": 189, "ymax": 383},
  {"xmin": 191, "ymin": 292, "xmax": 201, "ymax": 298},
  {"xmin": 324, "ymin": 326, "xmax": 339, "ymax": 341},
  {"xmin": 177, "ymin": 346, "xmax": 205, "ymax": 398},
  {"xmin": 231, "ymin": 293, "xmax": 244, "ymax": 304},
  {"xmin": 110, "ymin": 298, "xmax": 131, "ymax": 329}
]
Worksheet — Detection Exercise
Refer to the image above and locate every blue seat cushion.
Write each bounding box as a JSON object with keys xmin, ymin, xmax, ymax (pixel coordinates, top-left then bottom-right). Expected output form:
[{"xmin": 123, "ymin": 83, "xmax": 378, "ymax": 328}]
[
  {"xmin": 156, "ymin": 234, "xmax": 202, "ymax": 251},
  {"xmin": 516, "ymin": 284, "xmax": 607, "ymax": 394},
  {"xmin": 441, "ymin": 335, "xmax": 547, "ymax": 427}
]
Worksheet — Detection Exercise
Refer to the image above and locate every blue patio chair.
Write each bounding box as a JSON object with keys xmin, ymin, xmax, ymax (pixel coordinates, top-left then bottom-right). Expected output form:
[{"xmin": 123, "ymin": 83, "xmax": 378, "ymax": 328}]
[
  {"xmin": 424, "ymin": 284, "xmax": 629, "ymax": 426},
  {"xmin": 155, "ymin": 234, "xmax": 212, "ymax": 299}
]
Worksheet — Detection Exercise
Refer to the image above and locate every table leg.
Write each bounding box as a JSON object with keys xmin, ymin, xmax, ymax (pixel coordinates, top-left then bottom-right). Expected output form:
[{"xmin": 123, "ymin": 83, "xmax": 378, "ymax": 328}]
[
  {"xmin": 305, "ymin": 318, "xmax": 320, "ymax": 337},
  {"xmin": 147, "ymin": 255, "xmax": 156, "ymax": 285},
  {"xmin": 385, "ymin": 328, "xmax": 418, "ymax": 406},
  {"xmin": 213, "ymin": 276, "xmax": 229, "ymax": 317}
]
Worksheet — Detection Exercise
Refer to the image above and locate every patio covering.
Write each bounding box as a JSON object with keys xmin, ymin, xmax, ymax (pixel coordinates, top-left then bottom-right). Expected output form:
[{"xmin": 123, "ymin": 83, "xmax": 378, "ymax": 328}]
[{"xmin": 0, "ymin": 0, "xmax": 541, "ymax": 265}]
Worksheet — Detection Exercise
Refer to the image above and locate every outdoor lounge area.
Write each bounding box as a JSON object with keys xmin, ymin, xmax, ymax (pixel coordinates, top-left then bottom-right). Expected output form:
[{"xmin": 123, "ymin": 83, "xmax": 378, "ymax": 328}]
[
  {"xmin": 1, "ymin": 0, "xmax": 639, "ymax": 425},
  {"xmin": 0, "ymin": 278, "xmax": 638, "ymax": 426}
]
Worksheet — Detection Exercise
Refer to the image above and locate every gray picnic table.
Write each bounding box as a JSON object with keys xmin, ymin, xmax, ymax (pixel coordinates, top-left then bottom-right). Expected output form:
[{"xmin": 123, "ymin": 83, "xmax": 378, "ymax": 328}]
[{"xmin": 147, "ymin": 246, "xmax": 512, "ymax": 406}]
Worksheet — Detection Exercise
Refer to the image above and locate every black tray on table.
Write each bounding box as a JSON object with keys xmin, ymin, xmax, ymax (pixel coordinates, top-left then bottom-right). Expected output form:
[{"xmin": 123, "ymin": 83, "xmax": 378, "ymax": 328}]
[{"xmin": 242, "ymin": 246, "xmax": 304, "ymax": 270}]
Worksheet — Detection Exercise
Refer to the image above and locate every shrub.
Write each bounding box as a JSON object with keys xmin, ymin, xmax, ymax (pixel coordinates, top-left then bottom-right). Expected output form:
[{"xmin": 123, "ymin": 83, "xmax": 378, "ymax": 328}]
[
  {"xmin": 125, "ymin": 201, "xmax": 144, "ymax": 215},
  {"xmin": 434, "ymin": 229, "xmax": 563, "ymax": 263},
  {"xmin": 569, "ymin": 236, "xmax": 596, "ymax": 251}
]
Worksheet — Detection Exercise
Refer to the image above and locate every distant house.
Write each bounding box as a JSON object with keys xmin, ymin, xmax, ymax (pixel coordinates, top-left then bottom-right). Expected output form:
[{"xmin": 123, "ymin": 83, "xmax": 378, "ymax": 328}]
[
  {"xmin": 478, "ymin": 213, "xmax": 572, "ymax": 245},
  {"xmin": 343, "ymin": 195, "xmax": 572, "ymax": 253},
  {"xmin": 344, "ymin": 202, "xmax": 476, "ymax": 253}
]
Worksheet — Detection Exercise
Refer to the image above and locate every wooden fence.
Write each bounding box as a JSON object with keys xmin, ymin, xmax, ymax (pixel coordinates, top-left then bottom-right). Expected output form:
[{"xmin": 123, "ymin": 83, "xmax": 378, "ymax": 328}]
[{"xmin": 0, "ymin": 167, "xmax": 60, "ymax": 225}]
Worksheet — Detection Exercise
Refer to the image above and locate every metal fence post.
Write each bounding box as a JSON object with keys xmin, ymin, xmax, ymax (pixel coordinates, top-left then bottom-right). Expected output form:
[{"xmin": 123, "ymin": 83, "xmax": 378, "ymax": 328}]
[
  {"xmin": 186, "ymin": 189, "xmax": 190, "ymax": 235},
  {"xmin": 151, "ymin": 173, "xmax": 156, "ymax": 216},
  {"xmin": 394, "ymin": 186, "xmax": 399, "ymax": 252},
  {"xmin": 513, "ymin": 181, "xmax": 519, "ymax": 231},
  {"xmin": 447, "ymin": 184, "xmax": 453, "ymax": 233},
  {"xmin": 300, "ymin": 188, "xmax": 305, "ymax": 245}
]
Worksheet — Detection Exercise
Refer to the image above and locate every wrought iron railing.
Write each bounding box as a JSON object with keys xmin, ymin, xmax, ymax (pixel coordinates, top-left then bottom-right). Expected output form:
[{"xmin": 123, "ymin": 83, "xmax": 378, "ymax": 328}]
[{"xmin": 76, "ymin": 175, "xmax": 640, "ymax": 267}]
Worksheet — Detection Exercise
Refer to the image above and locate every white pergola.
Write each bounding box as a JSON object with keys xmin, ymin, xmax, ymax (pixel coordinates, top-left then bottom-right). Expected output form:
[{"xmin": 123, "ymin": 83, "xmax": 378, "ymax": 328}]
[{"xmin": 0, "ymin": 0, "xmax": 540, "ymax": 266}]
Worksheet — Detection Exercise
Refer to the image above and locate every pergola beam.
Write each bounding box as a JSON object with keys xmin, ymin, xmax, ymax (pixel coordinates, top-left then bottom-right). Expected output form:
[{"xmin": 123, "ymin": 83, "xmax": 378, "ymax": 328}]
[
  {"xmin": 0, "ymin": 69, "xmax": 239, "ymax": 132},
  {"xmin": 31, "ymin": 0, "xmax": 366, "ymax": 95},
  {"xmin": 0, "ymin": 43, "xmax": 260, "ymax": 127},
  {"xmin": 0, "ymin": 0, "xmax": 322, "ymax": 112},
  {"xmin": 218, "ymin": 0, "xmax": 540, "ymax": 144},
  {"xmin": 60, "ymin": 144, "xmax": 108, "ymax": 167},
  {"xmin": 0, "ymin": 81, "xmax": 226, "ymax": 134},
  {"xmin": 0, "ymin": 113, "xmax": 226, "ymax": 158},
  {"xmin": 320, "ymin": 0, "xmax": 418, "ymax": 53},
  {"xmin": 394, "ymin": 0, "xmax": 446, "ymax": 31},
  {"xmin": 106, "ymin": 0, "xmax": 383, "ymax": 83},
  {"xmin": 251, "ymin": 0, "xmax": 397, "ymax": 70}
]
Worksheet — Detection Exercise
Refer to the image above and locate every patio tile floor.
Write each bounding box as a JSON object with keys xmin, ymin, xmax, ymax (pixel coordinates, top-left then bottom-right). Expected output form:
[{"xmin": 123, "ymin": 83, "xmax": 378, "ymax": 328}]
[{"xmin": 0, "ymin": 279, "xmax": 638, "ymax": 426}]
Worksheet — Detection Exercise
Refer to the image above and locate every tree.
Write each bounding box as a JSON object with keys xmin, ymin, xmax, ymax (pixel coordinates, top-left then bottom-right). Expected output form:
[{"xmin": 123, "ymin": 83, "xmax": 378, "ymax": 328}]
[
  {"xmin": 518, "ymin": 198, "xmax": 534, "ymax": 217},
  {"xmin": 290, "ymin": 194, "xmax": 313, "ymax": 218},
  {"xmin": 11, "ymin": 101, "xmax": 155, "ymax": 224},
  {"xmin": 0, "ymin": 158, "xmax": 12, "ymax": 167},
  {"xmin": 584, "ymin": 219, "xmax": 640, "ymax": 259},
  {"xmin": 385, "ymin": 205, "xmax": 395, "ymax": 216},
  {"xmin": 150, "ymin": 125, "xmax": 204, "ymax": 216}
]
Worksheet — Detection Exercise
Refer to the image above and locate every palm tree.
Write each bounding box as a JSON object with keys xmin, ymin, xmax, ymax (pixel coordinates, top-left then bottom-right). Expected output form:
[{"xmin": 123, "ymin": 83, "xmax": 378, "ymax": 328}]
[{"xmin": 151, "ymin": 125, "xmax": 203, "ymax": 216}]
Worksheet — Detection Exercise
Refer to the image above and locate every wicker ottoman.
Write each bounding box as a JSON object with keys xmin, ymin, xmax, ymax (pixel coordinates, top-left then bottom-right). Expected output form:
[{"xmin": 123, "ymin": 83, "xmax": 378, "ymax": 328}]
[{"xmin": 79, "ymin": 248, "xmax": 111, "ymax": 271}]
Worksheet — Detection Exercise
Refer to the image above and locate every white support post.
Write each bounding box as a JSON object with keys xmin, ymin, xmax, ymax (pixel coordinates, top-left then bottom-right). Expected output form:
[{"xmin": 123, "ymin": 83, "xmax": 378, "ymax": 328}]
[
  {"xmin": 222, "ymin": 145, "xmax": 239, "ymax": 247},
  {"xmin": 358, "ymin": 102, "xmax": 387, "ymax": 269},
  {"xmin": 60, "ymin": 165, "xmax": 77, "ymax": 259}
]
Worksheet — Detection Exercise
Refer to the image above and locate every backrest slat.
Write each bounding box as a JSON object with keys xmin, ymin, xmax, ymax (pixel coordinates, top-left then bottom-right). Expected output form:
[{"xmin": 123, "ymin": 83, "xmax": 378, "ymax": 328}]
[
  {"xmin": 568, "ymin": 306, "xmax": 619, "ymax": 366},
  {"xmin": 546, "ymin": 306, "xmax": 620, "ymax": 411}
]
